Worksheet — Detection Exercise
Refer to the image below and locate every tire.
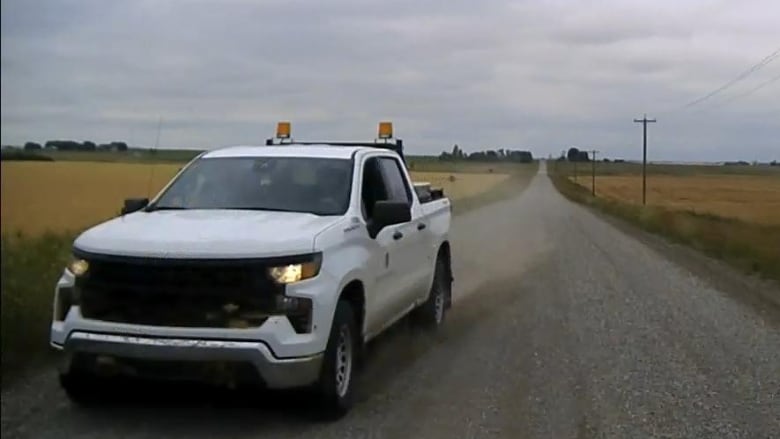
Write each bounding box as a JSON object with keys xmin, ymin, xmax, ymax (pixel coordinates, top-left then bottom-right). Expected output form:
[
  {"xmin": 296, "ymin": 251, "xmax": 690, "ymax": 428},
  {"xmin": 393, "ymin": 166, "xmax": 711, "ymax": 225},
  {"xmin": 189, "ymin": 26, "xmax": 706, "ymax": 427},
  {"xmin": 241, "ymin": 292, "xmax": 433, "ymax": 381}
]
[
  {"xmin": 413, "ymin": 256, "xmax": 449, "ymax": 329},
  {"xmin": 316, "ymin": 300, "xmax": 358, "ymax": 418},
  {"xmin": 59, "ymin": 370, "xmax": 107, "ymax": 406}
]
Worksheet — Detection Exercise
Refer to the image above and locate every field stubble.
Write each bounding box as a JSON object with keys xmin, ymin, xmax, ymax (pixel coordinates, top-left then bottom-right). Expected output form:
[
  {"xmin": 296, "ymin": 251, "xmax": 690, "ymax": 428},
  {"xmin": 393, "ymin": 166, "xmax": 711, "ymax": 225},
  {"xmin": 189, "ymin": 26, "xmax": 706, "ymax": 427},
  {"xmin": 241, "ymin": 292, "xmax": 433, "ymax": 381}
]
[
  {"xmin": 1, "ymin": 162, "xmax": 514, "ymax": 235},
  {"xmin": 573, "ymin": 174, "xmax": 780, "ymax": 226},
  {"xmin": 550, "ymin": 163, "xmax": 780, "ymax": 286}
]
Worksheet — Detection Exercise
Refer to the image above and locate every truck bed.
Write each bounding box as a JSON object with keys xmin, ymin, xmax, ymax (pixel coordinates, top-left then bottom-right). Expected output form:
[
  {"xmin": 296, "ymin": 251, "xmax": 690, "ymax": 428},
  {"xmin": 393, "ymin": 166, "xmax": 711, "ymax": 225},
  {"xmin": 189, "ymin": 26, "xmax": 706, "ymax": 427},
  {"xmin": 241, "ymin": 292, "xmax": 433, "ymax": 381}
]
[{"xmin": 413, "ymin": 182, "xmax": 445, "ymax": 204}]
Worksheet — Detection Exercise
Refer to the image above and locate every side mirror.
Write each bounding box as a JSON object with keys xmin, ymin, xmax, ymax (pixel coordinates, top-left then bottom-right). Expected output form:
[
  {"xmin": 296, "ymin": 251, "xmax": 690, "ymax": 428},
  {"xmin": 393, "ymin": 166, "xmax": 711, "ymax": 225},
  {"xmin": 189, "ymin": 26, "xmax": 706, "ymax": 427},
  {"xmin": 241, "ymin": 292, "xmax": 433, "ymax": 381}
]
[
  {"xmin": 122, "ymin": 198, "xmax": 149, "ymax": 215},
  {"xmin": 373, "ymin": 201, "xmax": 411, "ymax": 230}
]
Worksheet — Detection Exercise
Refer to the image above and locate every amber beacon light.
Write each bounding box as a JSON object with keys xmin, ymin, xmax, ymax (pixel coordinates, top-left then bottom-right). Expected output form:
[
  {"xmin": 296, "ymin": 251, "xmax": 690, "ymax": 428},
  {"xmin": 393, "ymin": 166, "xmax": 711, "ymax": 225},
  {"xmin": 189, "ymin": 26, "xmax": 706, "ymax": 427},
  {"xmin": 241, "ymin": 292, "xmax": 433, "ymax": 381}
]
[
  {"xmin": 378, "ymin": 121, "xmax": 393, "ymax": 139},
  {"xmin": 276, "ymin": 121, "xmax": 291, "ymax": 139}
]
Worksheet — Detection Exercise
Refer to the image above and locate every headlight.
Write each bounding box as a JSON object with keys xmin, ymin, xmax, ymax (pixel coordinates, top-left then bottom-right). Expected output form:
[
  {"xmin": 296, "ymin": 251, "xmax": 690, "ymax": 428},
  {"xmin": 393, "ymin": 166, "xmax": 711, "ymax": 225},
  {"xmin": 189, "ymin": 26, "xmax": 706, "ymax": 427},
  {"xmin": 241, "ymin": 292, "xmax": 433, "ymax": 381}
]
[
  {"xmin": 68, "ymin": 258, "xmax": 90, "ymax": 277},
  {"xmin": 268, "ymin": 257, "xmax": 321, "ymax": 284}
]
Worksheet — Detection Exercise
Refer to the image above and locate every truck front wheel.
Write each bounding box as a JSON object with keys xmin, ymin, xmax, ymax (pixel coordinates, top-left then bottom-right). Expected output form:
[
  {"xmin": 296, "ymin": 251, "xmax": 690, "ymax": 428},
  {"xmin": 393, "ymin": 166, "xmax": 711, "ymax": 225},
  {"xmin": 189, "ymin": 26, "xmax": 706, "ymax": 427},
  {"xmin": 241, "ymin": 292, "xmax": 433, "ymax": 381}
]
[
  {"xmin": 316, "ymin": 300, "xmax": 357, "ymax": 417},
  {"xmin": 59, "ymin": 370, "xmax": 110, "ymax": 406}
]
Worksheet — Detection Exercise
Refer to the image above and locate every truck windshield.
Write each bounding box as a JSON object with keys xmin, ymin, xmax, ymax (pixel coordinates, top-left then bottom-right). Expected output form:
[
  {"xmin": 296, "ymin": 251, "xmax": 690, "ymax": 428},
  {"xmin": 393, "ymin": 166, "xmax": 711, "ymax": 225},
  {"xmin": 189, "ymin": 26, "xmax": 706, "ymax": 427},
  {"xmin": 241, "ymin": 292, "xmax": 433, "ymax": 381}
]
[{"xmin": 150, "ymin": 156, "xmax": 353, "ymax": 215}]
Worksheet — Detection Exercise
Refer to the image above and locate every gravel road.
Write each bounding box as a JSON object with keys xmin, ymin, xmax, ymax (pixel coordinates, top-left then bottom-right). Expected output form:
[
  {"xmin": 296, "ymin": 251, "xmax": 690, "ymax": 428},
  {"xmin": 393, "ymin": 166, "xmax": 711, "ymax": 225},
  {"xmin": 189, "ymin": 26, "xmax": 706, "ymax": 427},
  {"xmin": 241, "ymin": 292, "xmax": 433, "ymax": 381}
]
[{"xmin": 2, "ymin": 162, "xmax": 779, "ymax": 438}]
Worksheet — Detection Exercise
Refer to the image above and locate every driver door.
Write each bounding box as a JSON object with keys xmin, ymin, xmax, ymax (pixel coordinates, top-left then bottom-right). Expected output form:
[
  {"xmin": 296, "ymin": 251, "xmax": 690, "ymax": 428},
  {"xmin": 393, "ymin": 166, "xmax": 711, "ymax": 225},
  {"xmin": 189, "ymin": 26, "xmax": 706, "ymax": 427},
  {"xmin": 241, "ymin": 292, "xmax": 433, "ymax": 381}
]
[{"xmin": 361, "ymin": 157, "xmax": 416, "ymax": 336}]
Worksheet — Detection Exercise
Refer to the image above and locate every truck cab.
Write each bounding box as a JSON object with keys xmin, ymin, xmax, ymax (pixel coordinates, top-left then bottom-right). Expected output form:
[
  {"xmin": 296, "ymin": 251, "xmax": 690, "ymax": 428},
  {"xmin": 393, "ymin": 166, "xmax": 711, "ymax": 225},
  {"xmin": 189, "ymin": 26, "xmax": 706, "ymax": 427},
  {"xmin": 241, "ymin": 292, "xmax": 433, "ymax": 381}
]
[{"xmin": 51, "ymin": 124, "xmax": 452, "ymax": 416}]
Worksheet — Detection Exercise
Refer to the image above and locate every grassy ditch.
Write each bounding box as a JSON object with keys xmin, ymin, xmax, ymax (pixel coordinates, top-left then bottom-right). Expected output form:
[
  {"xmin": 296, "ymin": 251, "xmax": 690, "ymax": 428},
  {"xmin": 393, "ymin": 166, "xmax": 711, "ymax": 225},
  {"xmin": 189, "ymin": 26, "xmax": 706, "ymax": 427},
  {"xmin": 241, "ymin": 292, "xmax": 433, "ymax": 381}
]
[
  {"xmin": 550, "ymin": 173, "xmax": 780, "ymax": 283},
  {"xmin": 1, "ymin": 231, "xmax": 75, "ymax": 386}
]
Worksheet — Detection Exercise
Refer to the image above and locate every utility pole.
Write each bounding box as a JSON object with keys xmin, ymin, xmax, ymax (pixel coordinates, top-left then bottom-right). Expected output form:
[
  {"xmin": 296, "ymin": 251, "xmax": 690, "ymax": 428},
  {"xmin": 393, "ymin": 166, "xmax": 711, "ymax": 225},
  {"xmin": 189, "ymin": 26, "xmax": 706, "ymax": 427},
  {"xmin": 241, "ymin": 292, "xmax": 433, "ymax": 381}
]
[
  {"xmin": 589, "ymin": 149, "xmax": 599, "ymax": 196},
  {"xmin": 633, "ymin": 114, "xmax": 656, "ymax": 205}
]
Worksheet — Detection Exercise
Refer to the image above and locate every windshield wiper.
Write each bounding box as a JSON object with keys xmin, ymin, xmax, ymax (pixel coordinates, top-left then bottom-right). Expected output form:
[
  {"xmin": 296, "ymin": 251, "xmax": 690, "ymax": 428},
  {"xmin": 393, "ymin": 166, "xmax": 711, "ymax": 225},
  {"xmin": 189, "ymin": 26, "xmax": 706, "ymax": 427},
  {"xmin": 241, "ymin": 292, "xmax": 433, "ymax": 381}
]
[
  {"xmin": 223, "ymin": 207, "xmax": 303, "ymax": 213},
  {"xmin": 145, "ymin": 206, "xmax": 188, "ymax": 212}
]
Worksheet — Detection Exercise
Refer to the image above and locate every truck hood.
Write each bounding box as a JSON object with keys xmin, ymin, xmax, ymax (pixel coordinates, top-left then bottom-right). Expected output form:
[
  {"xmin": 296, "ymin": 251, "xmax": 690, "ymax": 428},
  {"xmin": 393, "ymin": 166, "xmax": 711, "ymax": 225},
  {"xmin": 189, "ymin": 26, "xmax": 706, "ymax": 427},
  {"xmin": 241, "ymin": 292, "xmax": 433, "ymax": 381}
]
[{"xmin": 73, "ymin": 210, "xmax": 342, "ymax": 259}]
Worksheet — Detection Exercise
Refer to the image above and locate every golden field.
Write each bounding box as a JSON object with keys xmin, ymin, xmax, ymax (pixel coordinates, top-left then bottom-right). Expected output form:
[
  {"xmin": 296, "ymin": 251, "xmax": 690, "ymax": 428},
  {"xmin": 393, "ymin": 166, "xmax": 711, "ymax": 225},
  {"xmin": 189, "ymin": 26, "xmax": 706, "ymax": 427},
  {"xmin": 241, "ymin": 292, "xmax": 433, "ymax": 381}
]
[
  {"xmin": 572, "ymin": 174, "xmax": 780, "ymax": 225},
  {"xmin": 0, "ymin": 162, "xmax": 509, "ymax": 235}
]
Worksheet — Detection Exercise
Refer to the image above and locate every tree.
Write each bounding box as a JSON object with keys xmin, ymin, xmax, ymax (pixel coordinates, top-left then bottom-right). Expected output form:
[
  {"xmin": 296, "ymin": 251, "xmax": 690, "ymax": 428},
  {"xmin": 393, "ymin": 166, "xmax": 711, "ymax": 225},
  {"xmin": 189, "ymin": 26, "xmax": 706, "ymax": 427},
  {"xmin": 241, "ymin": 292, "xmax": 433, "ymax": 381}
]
[
  {"xmin": 111, "ymin": 141, "xmax": 128, "ymax": 152},
  {"xmin": 82, "ymin": 141, "xmax": 97, "ymax": 151},
  {"xmin": 45, "ymin": 140, "xmax": 82, "ymax": 151},
  {"xmin": 24, "ymin": 142, "xmax": 42, "ymax": 151},
  {"xmin": 567, "ymin": 147, "xmax": 590, "ymax": 162}
]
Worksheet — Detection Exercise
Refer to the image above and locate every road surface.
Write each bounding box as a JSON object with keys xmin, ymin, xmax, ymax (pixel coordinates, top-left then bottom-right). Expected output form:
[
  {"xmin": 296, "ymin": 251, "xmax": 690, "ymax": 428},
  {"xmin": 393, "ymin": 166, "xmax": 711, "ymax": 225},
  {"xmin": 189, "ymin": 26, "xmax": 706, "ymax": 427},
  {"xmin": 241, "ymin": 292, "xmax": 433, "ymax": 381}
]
[{"xmin": 2, "ymin": 162, "xmax": 779, "ymax": 438}]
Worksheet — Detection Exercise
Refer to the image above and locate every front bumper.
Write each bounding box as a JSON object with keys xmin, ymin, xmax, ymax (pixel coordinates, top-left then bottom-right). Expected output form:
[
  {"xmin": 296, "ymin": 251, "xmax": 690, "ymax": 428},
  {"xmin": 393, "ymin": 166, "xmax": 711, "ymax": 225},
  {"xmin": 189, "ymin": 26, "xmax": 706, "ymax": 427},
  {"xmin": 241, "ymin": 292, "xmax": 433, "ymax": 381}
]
[
  {"xmin": 50, "ymin": 260, "xmax": 342, "ymax": 389},
  {"xmin": 52, "ymin": 331, "xmax": 323, "ymax": 389}
]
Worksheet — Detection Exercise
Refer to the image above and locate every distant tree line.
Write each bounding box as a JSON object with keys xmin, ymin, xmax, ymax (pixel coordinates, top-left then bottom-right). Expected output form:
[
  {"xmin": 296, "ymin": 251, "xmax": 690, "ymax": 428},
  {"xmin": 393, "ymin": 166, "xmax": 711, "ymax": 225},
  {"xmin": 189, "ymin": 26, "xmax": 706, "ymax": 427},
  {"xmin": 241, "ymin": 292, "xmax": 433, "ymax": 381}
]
[
  {"xmin": 438, "ymin": 144, "xmax": 534, "ymax": 163},
  {"xmin": 22, "ymin": 140, "xmax": 129, "ymax": 152}
]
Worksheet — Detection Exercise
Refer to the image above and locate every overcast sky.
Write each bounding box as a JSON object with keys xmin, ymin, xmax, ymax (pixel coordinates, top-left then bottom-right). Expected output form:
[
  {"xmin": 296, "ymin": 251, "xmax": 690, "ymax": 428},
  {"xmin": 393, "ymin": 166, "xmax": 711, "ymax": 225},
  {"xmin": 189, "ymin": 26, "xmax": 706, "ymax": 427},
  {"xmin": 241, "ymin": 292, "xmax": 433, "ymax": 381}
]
[{"xmin": 2, "ymin": 0, "xmax": 779, "ymax": 161}]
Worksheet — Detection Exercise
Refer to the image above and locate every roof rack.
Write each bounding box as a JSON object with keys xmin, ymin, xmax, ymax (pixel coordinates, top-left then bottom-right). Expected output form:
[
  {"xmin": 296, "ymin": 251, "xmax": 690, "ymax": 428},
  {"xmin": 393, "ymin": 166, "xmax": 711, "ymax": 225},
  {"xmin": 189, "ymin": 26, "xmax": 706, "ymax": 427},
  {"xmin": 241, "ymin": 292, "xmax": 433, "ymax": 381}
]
[{"xmin": 264, "ymin": 121, "xmax": 406, "ymax": 163}]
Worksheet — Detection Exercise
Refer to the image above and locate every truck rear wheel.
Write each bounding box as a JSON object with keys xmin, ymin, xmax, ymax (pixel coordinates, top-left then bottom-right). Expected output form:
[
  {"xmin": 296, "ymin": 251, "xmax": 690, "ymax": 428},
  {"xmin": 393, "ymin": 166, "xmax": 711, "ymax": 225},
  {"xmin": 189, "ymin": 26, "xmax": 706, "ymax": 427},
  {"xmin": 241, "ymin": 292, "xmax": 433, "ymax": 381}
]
[
  {"xmin": 316, "ymin": 300, "xmax": 357, "ymax": 418},
  {"xmin": 413, "ymin": 256, "xmax": 449, "ymax": 328}
]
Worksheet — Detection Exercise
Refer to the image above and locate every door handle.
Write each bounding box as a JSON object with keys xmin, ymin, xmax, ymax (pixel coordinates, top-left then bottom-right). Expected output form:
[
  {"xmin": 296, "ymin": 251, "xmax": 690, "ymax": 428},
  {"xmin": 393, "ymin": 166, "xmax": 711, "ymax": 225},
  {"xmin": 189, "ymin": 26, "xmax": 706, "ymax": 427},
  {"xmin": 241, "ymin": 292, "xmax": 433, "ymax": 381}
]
[
  {"xmin": 393, "ymin": 231, "xmax": 404, "ymax": 240},
  {"xmin": 417, "ymin": 223, "xmax": 427, "ymax": 231}
]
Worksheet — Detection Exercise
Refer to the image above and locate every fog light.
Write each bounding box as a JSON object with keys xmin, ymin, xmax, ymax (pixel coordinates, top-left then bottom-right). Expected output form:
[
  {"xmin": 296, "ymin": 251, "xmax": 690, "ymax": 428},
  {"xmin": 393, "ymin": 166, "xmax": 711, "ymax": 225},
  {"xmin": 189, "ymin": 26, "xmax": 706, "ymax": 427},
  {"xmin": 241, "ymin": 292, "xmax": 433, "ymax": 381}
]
[
  {"xmin": 275, "ymin": 296, "xmax": 313, "ymax": 333},
  {"xmin": 276, "ymin": 295, "xmax": 300, "ymax": 311}
]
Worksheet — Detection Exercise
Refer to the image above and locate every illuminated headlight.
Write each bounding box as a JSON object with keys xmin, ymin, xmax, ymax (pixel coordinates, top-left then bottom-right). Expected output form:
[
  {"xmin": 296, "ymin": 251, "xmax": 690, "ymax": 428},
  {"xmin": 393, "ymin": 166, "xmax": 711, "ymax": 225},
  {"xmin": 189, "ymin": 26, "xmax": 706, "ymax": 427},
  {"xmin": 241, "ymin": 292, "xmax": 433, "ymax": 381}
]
[
  {"xmin": 268, "ymin": 257, "xmax": 321, "ymax": 284},
  {"xmin": 67, "ymin": 258, "xmax": 90, "ymax": 277}
]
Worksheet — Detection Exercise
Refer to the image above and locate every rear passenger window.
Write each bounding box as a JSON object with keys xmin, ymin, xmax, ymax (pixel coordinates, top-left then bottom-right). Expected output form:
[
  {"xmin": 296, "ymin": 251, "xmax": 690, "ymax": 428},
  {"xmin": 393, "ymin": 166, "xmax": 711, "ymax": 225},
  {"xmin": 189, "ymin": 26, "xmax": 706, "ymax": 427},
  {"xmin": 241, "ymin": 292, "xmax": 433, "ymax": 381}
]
[{"xmin": 377, "ymin": 158, "xmax": 412, "ymax": 204}]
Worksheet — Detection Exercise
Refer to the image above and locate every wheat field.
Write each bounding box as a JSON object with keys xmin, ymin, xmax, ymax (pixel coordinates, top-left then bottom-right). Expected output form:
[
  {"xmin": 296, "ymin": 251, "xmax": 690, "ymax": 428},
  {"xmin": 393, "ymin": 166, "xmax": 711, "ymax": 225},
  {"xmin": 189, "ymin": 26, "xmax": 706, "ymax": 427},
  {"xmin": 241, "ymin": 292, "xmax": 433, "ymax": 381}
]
[
  {"xmin": 573, "ymin": 174, "xmax": 780, "ymax": 225},
  {"xmin": 1, "ymin": 162, "xmax": 509, "ymax": 235}
]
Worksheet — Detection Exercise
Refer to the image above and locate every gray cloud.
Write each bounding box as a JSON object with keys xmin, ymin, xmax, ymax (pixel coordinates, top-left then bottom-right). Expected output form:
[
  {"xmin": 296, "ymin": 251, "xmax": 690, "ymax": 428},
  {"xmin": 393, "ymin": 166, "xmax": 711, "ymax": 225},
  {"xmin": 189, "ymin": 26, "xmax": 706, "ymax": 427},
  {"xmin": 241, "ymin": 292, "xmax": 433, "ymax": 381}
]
[{"xmin": 2, "ymin": 0, "xmax": 779, "ymax": 160}]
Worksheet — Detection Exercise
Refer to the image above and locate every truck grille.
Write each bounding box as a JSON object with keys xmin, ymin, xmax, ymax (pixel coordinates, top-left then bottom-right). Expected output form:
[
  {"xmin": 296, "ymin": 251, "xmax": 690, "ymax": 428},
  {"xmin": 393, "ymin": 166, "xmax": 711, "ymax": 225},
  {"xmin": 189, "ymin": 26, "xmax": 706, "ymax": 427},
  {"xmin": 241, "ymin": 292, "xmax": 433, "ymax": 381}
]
[{"xmin": 78, "ymin": 256, "xmax": 284, "ymax": 328}]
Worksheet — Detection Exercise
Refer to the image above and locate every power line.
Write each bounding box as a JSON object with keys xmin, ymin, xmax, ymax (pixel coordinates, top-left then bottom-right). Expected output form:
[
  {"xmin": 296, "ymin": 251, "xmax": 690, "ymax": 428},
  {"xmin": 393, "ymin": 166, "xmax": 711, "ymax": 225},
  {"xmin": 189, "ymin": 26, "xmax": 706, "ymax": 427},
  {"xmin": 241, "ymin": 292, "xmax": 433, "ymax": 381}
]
[
  {"xmin": 683, "ymin": 48, "xmax": 780, "ymax": 109},
  {"xmin": 711, "ymin": 72, "xmax": 780, "ymax": 108}
]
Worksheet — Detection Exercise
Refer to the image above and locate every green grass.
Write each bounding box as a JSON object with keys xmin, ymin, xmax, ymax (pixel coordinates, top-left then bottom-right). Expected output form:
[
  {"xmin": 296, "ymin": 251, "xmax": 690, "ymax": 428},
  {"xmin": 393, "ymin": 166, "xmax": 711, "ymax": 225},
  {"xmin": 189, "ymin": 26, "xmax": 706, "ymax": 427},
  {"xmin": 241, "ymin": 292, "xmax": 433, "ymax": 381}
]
[
  {"xmin": 1, "ymin": 231, "xmax": 75, "ymax": 387},
  {"xmin": 549, "ymin": 171, "xmax": 780, "ymax": 283},
  {"xmin": 0, "ymin": 150, "xmax": 55, "ymax": 162},
  {"xmin": 0, "ymin": 159, "xmax": 538, "ymax": 388}
]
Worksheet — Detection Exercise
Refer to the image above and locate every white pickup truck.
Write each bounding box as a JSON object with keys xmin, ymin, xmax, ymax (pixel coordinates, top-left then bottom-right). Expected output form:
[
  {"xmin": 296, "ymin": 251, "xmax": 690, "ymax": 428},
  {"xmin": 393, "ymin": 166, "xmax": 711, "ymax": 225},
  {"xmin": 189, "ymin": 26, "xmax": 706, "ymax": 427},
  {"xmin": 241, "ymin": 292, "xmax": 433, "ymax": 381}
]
[{"xmin": 50, "ymin": 141, "xmax": 452, "ymax": 415}]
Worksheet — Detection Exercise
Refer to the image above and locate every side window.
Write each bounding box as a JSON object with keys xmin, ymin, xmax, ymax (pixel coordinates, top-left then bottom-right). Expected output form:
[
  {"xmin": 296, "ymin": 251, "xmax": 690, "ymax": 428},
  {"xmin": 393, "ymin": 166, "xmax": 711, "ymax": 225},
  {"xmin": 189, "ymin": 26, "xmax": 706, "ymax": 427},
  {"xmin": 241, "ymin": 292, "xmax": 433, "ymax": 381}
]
[
  {"xmin": 361, "ymin": 158, "xmax": 388, "ymax": 220},
  {"xmin": 377, "ymin": 157, "xmax": 412, "ymax": 204}
]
